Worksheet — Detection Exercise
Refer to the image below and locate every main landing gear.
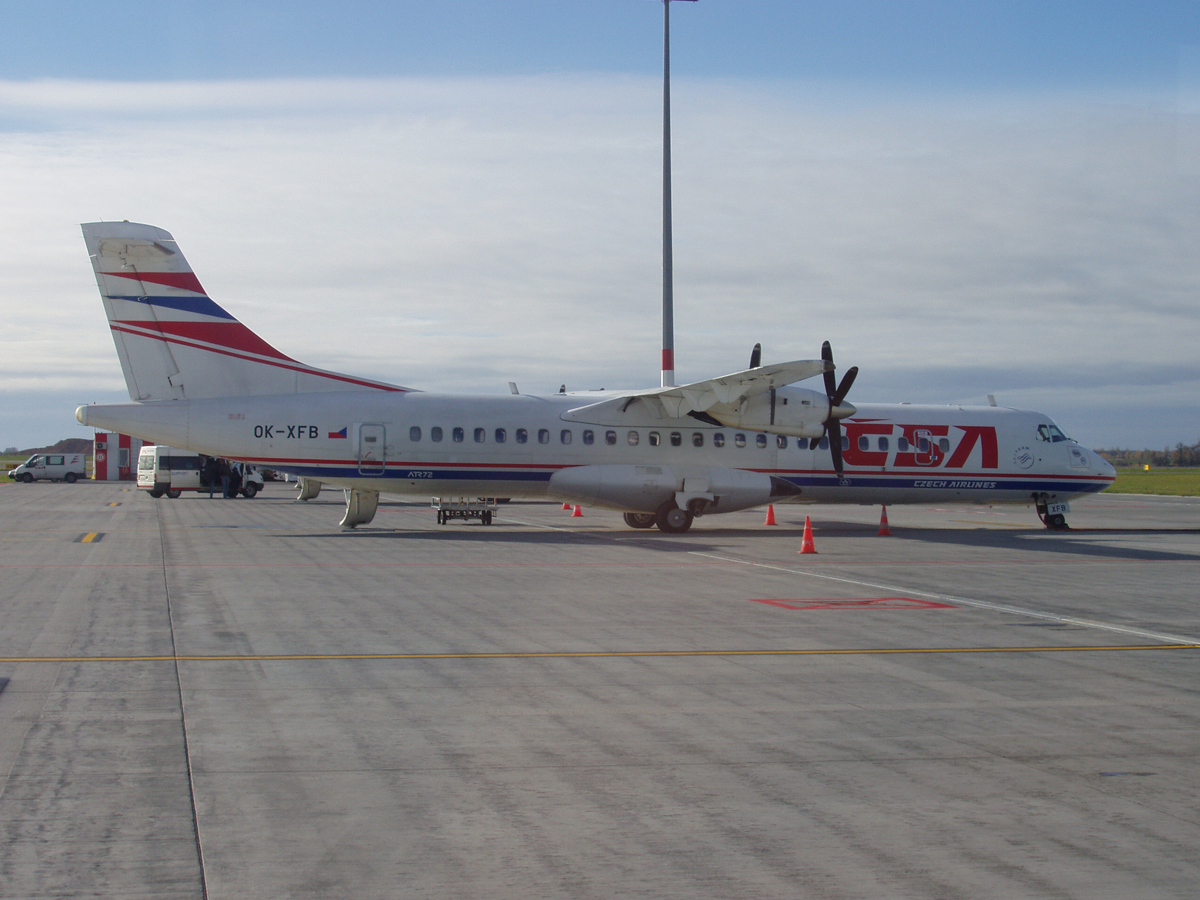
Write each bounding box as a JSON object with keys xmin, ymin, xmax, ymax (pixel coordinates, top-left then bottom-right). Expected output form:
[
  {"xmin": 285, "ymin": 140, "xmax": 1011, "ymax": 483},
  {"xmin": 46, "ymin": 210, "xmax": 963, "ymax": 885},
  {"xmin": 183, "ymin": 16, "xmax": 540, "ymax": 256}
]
[
  {"xmin": 622, "ymin": 506, "xmax": 695, "ymax": 533},
  {"xmin": 1034, "ymin": 493, "xmax": 1070, "ymax": 531},
  {"xmin": 622, "ymin": 512, "xmax": 656, "ymax": 530},
  {"xmin": 623, "ymin": 500, "xmax": 703, "ymax": 534}
]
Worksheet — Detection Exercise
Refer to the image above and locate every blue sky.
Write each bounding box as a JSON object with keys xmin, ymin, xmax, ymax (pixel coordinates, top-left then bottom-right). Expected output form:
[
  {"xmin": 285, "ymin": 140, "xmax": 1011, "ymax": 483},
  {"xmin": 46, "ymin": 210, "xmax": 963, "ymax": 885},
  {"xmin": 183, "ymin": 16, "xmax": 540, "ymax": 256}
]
[
  {"xmin": 4, "ymin": 1, "xmax": 1198, "ymax": 87},
  {"xmin": 1, "ymin": 2, "xmax": 1199, "ymax": 451}
]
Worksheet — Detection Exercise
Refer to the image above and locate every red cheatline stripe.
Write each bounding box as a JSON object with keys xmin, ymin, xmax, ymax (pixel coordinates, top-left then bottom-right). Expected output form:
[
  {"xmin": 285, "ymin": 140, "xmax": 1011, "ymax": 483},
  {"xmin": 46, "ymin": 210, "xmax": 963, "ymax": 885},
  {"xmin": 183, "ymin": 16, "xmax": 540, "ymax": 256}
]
[
  {"xmin": 102, "ymin": 270, "xmax": 206, "ymax": 294},
  {"xmin": 114, "ymin": 320, "xmax": 292, "ymax": 361}
]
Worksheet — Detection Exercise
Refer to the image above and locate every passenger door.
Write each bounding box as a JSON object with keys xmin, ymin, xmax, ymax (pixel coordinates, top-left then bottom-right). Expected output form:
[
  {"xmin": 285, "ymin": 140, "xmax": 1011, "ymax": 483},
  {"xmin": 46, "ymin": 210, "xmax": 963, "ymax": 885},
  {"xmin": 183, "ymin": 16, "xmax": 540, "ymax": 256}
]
[{"xmin": 358, "ymin": 424, "xmax": 386, "ymax": 476}]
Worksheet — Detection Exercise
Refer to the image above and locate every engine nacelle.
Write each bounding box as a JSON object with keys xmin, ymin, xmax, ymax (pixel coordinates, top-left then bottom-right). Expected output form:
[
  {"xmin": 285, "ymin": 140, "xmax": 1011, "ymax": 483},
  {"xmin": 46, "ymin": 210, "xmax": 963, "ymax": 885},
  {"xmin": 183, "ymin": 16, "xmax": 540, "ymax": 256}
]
[
  {"xmin": 549, "ymin": 464, "xmax": 798, "ymax": 515},
  {"xmin": 708, "ymin": 386, "xmax": 831, "ymax": 438}
]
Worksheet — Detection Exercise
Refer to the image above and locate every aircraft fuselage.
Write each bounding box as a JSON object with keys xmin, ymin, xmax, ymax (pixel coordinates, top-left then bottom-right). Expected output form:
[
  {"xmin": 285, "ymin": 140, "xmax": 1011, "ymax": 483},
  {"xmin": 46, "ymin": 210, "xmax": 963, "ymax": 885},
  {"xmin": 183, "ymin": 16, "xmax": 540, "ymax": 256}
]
[{"xmin": 80, "ymin": 390, "xmax": 1115, "ymax": 511}]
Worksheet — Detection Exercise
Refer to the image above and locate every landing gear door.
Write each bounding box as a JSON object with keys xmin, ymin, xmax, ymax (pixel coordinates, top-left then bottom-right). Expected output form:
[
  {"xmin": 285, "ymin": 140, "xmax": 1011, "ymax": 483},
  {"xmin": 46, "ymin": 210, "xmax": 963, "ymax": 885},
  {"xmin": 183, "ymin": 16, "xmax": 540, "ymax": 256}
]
[{"xmin": 357, "ymin": 423, "xmax": 386, "ymax": 476}]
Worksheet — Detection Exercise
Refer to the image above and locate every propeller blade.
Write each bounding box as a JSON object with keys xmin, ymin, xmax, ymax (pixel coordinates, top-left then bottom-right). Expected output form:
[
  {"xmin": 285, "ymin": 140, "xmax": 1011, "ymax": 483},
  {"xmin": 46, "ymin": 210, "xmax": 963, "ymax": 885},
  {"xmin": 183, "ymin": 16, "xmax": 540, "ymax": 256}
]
[
  {"xmin": 829, "ymin": 419, "xmax": 845, "ymax": 479},
  {"xmin": 821, "ymin": 341, "xmax": 837, "ymax": 399},
  {"xmin": 831, "ymin": 366, "xmax": 858, "ymax": 409},
  {"xmin": 749, "ymin": 343, "xmax": 761, "ymax": 369}
]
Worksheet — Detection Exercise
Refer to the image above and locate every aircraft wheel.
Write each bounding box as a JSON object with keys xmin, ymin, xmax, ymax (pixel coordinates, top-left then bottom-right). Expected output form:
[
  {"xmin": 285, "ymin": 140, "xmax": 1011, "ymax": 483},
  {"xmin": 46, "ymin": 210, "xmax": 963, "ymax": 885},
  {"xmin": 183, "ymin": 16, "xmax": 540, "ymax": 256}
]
[
  {"xmin": 623, "ymin": 512, "xmax": 656, "ymax": 529},
  {"xmin": 1049, "ymin": 513, "xmax": 1068, "ymax": 530},
  {"xmin": 242, "ymin": 483, "xmax": 258, "ymax": 499},
  {"xmin": 64, "ymin": 472, "xmax": 77, "ymax": 484},
  {"xmin": 167, "ymin": 489, "xmax": 182, "ymax": 499},
  {"xmin": 22, "ymin": 472, "xmax": 33, "ymax": 483},
  {"xmin": 655, "ymin": 501, "xmax": 694, "ymax": 534}
]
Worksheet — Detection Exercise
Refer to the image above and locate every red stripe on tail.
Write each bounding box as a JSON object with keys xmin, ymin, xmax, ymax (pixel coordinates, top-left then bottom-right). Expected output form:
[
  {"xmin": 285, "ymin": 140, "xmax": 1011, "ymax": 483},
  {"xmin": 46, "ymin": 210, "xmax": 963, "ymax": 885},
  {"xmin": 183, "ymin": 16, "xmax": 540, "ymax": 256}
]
[
  {"xmin": 102, "ymin": 270, "xmax": 207, "ymax": 294},
  {"xmin": 113, "ymin": 320, "xmax": 293, "ymax": 361}
]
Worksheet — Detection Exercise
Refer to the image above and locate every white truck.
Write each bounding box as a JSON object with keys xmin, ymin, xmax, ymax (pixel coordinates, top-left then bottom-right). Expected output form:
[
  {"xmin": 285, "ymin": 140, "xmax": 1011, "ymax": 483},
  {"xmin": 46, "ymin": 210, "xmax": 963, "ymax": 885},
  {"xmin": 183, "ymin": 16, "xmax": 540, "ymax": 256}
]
[{"xmin": 8, "ymin": 453, "xmax": 87, "ymax": 483}]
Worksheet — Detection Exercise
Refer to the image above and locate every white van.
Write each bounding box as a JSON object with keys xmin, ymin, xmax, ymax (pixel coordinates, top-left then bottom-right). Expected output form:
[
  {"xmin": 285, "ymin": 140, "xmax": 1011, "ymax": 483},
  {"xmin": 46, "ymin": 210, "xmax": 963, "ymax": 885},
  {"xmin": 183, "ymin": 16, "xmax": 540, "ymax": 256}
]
[
  {"xmin": 138, "ymin": 445, "xmax": 201, "ymax": 498},
  {"xmin": 9, "ymin": 453, "xmax": 87, "ymax": 483},
  {"xmin": 137, "ymin": 446, "xmax": 264, "ymax": 498}
]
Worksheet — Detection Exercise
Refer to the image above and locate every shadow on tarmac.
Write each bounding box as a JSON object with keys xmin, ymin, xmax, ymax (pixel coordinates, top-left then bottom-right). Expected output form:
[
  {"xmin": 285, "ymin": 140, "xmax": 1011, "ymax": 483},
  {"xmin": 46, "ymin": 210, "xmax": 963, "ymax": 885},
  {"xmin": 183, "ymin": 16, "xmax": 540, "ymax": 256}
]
[{"xmin": 274, "ymin": 514, "xmax": 1200, "ymax": 562}]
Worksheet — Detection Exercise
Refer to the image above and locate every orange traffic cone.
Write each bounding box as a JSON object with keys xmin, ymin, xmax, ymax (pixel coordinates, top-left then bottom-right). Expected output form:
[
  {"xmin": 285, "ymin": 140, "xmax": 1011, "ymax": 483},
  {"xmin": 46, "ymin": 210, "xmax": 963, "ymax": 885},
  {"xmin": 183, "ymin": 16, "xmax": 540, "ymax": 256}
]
[
  {"xmin": 878, "ymin": 505, "xmax": 892, "ymax": 536},
  {"xmin": 562, "ymin": 502, "xmax": 572, "ymax": 510},
  {"xmin": 799, "ymin": 515, "xmax": 817, "ymax": 554},
  {"xmin": 571, "ymin": 505, "xmax": 583, "ymax": 518},
  {"xmin": 764, "ymin": 504, "xmax": 777, "ymax": 526}
]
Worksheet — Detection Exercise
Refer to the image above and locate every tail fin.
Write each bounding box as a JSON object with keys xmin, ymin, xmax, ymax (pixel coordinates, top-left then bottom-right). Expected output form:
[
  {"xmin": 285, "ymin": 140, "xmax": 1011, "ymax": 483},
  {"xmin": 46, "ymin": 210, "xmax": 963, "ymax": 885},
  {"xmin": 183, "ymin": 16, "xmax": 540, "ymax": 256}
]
[{"xmin": 81, "ymin": 222, "xmax": 407, "ymax": 400}]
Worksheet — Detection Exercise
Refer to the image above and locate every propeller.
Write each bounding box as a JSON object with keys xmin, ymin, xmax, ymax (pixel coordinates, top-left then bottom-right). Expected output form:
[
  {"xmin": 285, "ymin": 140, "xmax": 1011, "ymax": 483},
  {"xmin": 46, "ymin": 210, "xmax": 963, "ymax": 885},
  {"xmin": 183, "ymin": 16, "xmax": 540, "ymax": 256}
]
[{"xmin": 819, "ymin": 340, "xmax": 858, "ymax": 480}]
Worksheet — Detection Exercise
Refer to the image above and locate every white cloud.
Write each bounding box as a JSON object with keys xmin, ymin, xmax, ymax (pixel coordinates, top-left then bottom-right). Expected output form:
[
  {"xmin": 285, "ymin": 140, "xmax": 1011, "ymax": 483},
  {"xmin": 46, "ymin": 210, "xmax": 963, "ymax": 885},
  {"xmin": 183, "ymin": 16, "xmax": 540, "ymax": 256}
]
[{"xmin": 0, "ymin": 76, "xmax": 1197, "ymax": 449}]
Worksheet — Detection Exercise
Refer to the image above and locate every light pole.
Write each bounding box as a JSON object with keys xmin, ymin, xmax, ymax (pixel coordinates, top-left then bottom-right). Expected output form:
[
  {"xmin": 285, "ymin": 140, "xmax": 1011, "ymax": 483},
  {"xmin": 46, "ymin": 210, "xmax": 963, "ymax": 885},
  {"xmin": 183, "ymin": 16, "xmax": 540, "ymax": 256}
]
[{"xmin": 660, "ymin": 0, "xmax": 696, "ymax": 388}]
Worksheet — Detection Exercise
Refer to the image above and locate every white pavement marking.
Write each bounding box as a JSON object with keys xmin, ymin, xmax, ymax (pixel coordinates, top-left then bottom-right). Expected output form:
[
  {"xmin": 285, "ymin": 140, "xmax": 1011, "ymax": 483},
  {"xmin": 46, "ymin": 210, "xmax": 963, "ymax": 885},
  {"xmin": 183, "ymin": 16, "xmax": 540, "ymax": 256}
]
[{"xmin": 691, "ymin": 551, "xmax": 1200, "ymax": 645}]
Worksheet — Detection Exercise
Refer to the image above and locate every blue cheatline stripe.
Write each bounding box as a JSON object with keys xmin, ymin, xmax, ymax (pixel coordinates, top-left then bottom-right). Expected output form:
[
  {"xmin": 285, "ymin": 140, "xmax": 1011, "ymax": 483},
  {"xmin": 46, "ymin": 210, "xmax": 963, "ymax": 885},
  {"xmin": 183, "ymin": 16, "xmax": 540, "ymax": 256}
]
[
  {"xmin": 106, "ymin": 294, "xmax": 235, "ymax": 320},
  {"xmin": 777, "ymin": 474, "xmax": 1111, "ymax": 494},
  {"xmin": 272, "ymin": 465, "xmax": 555, "ymax": 482},
  {"xmin": 258, "ymin": 465, "xmax": 1106, "ymax": 496}
]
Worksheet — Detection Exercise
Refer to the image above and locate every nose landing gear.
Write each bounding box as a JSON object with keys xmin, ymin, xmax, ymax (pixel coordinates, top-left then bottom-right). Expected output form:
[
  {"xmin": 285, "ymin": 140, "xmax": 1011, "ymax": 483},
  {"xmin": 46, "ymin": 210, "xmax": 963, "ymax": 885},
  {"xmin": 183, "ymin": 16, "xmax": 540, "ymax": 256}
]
[{"xmin": 1034, "ymin": 493, "xmax": 1070, "ymax": 531}]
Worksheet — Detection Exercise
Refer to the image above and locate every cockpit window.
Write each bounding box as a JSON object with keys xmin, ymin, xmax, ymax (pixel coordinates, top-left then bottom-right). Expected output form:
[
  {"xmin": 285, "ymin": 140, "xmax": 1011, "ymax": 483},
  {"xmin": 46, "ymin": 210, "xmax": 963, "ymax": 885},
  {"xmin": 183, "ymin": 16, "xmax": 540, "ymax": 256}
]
[{"xmin": 1037, "ymin": 423, "xmax": 1071, "ymax": 443}]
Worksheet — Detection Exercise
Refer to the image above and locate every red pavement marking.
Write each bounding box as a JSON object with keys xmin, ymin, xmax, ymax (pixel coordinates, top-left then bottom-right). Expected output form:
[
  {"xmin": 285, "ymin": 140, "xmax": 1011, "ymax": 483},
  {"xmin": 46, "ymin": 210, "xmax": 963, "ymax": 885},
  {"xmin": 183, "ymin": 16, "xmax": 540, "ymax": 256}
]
[{"xmin": 749, "ymin": 597, "xmax": 957, "ymax": 611}]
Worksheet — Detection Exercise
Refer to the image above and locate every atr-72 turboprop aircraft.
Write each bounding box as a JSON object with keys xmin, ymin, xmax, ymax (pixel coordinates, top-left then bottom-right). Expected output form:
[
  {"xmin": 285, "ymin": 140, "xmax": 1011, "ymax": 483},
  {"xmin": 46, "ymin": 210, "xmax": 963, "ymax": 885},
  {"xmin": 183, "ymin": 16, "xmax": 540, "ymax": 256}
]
[{"xmin": 75, "ymin": 222, "xmax": 1115, "ymax": 533}]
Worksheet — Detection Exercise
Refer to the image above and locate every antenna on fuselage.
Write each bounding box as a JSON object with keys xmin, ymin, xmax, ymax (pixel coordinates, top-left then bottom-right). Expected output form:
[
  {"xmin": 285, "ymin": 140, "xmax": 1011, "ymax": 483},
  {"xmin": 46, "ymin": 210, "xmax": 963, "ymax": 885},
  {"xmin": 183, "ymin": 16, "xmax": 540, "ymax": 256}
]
[{"xmin": 659, "ymin": 0, "xmax": 697, "ymax": 388}]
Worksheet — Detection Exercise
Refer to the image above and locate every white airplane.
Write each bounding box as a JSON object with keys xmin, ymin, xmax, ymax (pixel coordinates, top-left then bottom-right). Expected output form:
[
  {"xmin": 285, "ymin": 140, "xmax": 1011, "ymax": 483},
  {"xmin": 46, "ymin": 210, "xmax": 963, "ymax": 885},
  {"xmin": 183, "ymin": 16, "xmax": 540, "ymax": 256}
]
[{"xmin": 75, "ymin": 221, "xmax": 1115, "ymax": 533}]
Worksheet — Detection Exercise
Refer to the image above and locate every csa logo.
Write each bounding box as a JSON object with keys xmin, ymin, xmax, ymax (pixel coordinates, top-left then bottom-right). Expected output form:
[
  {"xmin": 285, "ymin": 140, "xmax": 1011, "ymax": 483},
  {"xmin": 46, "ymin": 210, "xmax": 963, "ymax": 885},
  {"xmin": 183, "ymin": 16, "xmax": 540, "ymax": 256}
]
[{"xmin": 1013, "ymin": 446, "xmax": 1034, "ymax": 469}]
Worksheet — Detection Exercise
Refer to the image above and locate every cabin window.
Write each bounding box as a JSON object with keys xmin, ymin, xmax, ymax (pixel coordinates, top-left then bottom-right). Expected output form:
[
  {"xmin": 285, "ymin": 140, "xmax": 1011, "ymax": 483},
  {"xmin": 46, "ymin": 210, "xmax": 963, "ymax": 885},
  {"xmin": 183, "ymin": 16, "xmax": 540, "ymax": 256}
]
[
  {"xmin": 918, "ymin": 438, "xmax": 929, "ymax": 453},
  {"xmin": 409, "ymin": 426, "xmax": 421, "ymax": 442},
  {"xmin": 582, "ymin": 430, "xmax": 594, "ymax": 445},
  {"xmin": 538, "ymin": 429, "xmax": 550, "ymax": 444},
  {"xmin": 606, "ymin": 430, "xmax": 617, "ymax": 445},
  {"xmin": 693, "ymin": 432, "xmax": 704, "ymax": 448},
  {"xmin": 627, "ymin": 431, "xmax": 639, "ymax": 446},
  {"xmin": 777, "ymin": 435, "xmax": 787, "ymax": 449},
  {"xmin": 649, "ymin": 432, "xmax": 661, "ymax": 447},
  {"xmin": 797, "ymin": 438, "xmax": 808, "ymax": 449},
  {"xmin": 897, "ymin": 437, "xmax": 909, "ymax": 451},
  {"xmin": 713, "ymin": 433, "xmax": 725, "ymax": 448},
  {"xmin": 818, "ymin": 436, "xmax": 829, "ymax": 450},
  {"xmin": 561, "ymin": 429, "xmax": 573, "ymax": 445},
  {"xmin": 938, "ymin": 438, "xmax": 950, "ymax": 452},
  {"xmin": 515, "ymin": 428, "xmax": 528, "ymax": 444},
  {"xmin": 453, "ymin": 427, "xmax": 464, "ymax": 443},
  {"xmin": 474, "ymin": 428, "xmax": 486, "ymax": 443},
  {"xmin": 858, "ymin": 435, "xmax": 868, "ymax": 451},
  {"xmin": 735, "ymin": 433, "xmax": 746, "ymax": 448},
  {"xmin": 878, "ymin": 436, "xmax": 888, "ymax": 451},
  {"xmin": 495, "ymin": 428, "xmax": 506, "ymax": 444},
  {"xmin": 756, "ymin": 434, "xmax": 768, "ymax": 448},
  {"xmin": 670, "ymin": 432, "xmax": 682, "ymax": 447},
  {"xmin": 841, "ymin": 435, "xmax": 849, "ymax": 451},
  {"xmin": 431, "ymin": 427, "xmax": 443, "ymax": 442}
]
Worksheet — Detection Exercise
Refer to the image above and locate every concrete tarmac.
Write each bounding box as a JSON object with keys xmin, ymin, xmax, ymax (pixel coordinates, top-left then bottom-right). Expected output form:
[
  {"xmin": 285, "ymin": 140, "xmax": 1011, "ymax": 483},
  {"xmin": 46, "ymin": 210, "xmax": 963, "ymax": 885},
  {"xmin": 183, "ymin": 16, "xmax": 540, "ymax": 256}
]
[{"xmin": 0, "ymin": 481, "xmax": 1197, "ymax": 899}]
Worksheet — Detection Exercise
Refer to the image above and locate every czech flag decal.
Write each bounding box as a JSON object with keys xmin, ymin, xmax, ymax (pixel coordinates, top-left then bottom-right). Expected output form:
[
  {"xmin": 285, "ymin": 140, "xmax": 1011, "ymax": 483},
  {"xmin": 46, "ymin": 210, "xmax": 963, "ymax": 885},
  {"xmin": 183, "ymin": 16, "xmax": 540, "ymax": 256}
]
[{"xmin": 329, "ymin": 427, "xmax": 348, "ymax": 439}]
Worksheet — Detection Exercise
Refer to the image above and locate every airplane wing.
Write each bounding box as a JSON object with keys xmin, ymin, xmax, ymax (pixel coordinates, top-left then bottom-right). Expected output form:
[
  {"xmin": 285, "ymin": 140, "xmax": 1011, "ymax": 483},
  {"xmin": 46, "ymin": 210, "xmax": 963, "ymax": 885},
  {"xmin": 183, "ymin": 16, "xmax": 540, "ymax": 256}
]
[{"xmin": 563, "ymin": 359, "xmax": 831, "ymax": 423}]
